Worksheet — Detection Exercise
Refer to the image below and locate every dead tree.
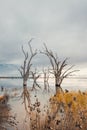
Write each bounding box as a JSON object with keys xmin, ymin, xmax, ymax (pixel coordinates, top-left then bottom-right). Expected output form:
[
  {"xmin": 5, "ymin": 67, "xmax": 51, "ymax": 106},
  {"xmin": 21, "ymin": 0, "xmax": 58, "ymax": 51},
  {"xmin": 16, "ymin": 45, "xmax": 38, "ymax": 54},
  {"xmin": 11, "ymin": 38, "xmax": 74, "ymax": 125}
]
[
  {"xmin": 19, "ymin": 39, "xmax": 37, "ymax": 112},
  {"xmin": 41, "ymin": 44, "xmax": 78, "ymax": 94},
  {"xmin": 31, "ymin": 69, "xmax": 41, "ymax": 91},
  {"xmin": 43, "ymin": 68, "xmax": 50, "ymax": 92}
]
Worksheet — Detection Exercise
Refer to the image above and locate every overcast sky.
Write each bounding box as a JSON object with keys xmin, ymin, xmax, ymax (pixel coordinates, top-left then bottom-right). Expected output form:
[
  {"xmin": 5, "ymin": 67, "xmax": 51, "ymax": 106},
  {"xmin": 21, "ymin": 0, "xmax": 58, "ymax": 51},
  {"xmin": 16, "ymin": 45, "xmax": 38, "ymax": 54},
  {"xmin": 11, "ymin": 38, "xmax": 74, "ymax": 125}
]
[{"xmin": 0, "ymin": 0, "xmax": 87, "ymax": 74}]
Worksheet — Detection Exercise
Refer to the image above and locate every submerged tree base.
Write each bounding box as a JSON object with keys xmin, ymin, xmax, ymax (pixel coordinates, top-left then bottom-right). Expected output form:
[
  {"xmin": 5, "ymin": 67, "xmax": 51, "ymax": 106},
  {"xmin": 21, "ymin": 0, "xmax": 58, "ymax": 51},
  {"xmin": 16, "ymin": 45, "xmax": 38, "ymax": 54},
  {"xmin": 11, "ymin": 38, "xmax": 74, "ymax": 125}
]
[{"xmin": 55, "ymin": 84, "xmax": 64, "ymax": 94}]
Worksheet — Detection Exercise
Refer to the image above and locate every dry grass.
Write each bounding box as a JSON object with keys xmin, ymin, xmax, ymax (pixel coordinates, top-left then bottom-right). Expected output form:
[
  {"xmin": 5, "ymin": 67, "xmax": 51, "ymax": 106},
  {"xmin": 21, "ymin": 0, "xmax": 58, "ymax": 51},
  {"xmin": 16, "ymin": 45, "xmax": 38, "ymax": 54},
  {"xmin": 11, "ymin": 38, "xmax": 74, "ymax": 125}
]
[
  {"xmin": 23, "ymin": 90, "xmax": 87, "ymax": 130},
  {"xmin": 2, "ymin": 90, "xmax": 87, "ymax": 130},
  {"xmin": 48, "ymin": 90, "xmax": 87, "ymax": 130}
]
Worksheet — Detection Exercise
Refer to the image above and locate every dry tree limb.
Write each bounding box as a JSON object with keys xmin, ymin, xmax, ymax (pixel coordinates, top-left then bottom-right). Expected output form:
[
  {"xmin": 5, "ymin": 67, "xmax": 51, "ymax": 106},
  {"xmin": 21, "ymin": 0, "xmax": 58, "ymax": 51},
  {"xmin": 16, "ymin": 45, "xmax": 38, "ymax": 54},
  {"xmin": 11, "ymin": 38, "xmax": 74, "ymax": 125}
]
[
  {"xmin": 41, "ymin": 43, "xmax": 79, "ymax": 94},
  {"xmin": 31, "ymin": 68, "xmax": 41, "ymax": 91},
  {"xmin": 19, "ymin": 39, "xmax": 37, "ymax": 112}
]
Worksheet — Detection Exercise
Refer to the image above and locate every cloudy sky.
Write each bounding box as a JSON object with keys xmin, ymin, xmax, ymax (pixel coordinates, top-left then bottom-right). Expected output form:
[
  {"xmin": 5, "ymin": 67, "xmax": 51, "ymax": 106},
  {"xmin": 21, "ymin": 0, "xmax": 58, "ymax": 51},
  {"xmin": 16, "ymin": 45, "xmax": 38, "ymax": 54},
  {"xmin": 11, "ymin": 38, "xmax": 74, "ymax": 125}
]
[{"xmin": 0, "ymin": 0, "xmax": 87, "ymax": 75}]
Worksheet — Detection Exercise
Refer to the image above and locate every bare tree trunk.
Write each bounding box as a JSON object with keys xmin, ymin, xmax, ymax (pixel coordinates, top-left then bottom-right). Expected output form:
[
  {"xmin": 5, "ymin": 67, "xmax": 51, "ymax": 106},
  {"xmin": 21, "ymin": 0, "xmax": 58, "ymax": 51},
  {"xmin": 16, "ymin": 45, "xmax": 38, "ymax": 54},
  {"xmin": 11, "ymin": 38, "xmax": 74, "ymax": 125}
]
[
  {"xmin": 43, "ymin": 68, "xmax": 50, "ymax": 92},
  {"xmin": 41, "ymin": 44, "xmax": 78, "ymax": 94},
  {"xmin": 55, "ymin": 84, "xmax": 63, "ymax": 94},
  {"xmin": 19, "ymin": 39, "xmax": 37, "ymax": 112},
  {"xmin": 44, "ymin": 72, "xmax": 47, "ymax": 91},
  {"xmin": 22, "ymin": 80, "xmax": 31, "ymax": 111},
  {"xmin": 23, "ymin": 80, "xmax": 27, "ymax": 88},
  {"xmin": 31, "ymin": 70, "xmax": 41, "ymax": 91},
  {"xmin": 55, "ymin": 78, "xmax": 63, "ymax": 94}
]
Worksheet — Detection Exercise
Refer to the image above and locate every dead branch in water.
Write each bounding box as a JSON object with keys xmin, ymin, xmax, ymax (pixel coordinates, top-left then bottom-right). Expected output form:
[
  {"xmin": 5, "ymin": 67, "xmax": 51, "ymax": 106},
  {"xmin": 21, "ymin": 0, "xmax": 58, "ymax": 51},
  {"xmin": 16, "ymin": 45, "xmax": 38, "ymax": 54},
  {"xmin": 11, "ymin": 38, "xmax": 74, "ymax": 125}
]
[{"xmin": 19, "ymin": 39, "xmax": 37, "ymax": 112}]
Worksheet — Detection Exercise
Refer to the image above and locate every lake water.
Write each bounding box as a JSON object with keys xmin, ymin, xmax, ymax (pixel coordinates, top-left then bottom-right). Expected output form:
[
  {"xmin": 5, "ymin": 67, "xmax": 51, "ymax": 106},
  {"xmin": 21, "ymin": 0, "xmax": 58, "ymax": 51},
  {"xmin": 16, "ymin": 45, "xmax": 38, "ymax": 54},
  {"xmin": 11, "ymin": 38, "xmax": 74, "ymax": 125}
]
[
  {"xmin": 0, "ymin": 77, "xmax": 87, "ymax": 130},
  {"xmin": 0, "ymin": 77, "xmax": 87, "ymax": 91}
]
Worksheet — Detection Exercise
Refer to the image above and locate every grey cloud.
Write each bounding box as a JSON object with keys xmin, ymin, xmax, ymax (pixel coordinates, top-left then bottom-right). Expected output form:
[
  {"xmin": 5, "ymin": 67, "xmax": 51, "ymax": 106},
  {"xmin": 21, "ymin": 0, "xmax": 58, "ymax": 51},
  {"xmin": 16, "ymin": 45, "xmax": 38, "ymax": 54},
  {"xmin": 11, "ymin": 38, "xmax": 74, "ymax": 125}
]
[{"xmin": 0, "ymin": 0, "xmax": 87, "ymax": 67}]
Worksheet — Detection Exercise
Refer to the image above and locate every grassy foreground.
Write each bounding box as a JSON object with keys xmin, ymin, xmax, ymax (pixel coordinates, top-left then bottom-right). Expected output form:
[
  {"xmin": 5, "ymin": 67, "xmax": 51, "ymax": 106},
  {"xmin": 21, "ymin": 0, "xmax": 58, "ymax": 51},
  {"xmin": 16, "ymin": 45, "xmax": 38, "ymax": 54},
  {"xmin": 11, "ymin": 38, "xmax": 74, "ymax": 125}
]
[
  {"xmin": 48, "ymin": 90, "xmax": 87, "ymax": 130},
  {"xmin": 19, "ymin": 90, "xmax": 87, "ymax": 130},
  {"xmin": 1, "ymin": 90, "xmax": 87, "ymax": 130}
]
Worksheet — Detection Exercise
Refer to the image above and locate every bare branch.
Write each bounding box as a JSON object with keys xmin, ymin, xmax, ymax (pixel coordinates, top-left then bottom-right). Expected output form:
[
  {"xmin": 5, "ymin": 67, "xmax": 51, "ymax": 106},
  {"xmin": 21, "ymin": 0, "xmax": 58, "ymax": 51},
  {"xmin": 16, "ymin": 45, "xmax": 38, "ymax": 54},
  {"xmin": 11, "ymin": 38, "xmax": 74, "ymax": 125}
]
[
  {"xmin": 62, "ymin": 65, "xmax": 75, "ymax": 77},
  {"xmin": 22, "ymin": 45, "xmax": 28, "ymax": 60},
  {"xmin": 18, "ymin": 68, "xmax": 23, "ymax": 77},
  {"xmin": 21, "ymin": 65, "xmax": 24, "ymax": 70},
  {"xmin": 19, "ymin": 39, "xmax": 38, "ymax": 112},
  {"xmin": 63, "ymin": 70, "xmax": 79, "ymax": 78},
  {"xmin": 28, "ymin": 38, "xmax": 37, "ymax": 55},
  {"xmin": 28, "ymin": 40, "xmax": 33, "ymax": 55},
  {"xmin": 41, "ymin": 43, "xmax": 79, "ymax": 93},
  {"xmin": 31, "ymin": 69, "xmax": 41, "ymax": 90},
  {"xmin": 59, "ymin": 58, "xmax": 68, "ymax": 73}
]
